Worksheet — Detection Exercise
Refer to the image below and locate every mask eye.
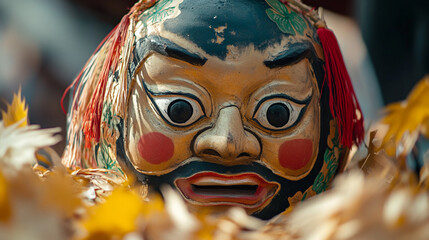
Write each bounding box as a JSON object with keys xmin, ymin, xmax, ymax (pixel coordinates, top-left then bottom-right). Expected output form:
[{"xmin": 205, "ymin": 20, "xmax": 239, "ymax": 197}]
[
  {"xmin": 253, "ymin": 96, "xmax": 309, "ymax": 131},
  {"xmin": 152, "ymin": 96, "xmax": 205, "ymax": 127}
]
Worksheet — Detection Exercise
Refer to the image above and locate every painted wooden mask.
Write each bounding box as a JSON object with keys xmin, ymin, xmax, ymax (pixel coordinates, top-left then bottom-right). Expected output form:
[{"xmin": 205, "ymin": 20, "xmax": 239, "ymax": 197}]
[{"xmin": 63, "ymin": 0, "xmax": 364, "ymax": 220}]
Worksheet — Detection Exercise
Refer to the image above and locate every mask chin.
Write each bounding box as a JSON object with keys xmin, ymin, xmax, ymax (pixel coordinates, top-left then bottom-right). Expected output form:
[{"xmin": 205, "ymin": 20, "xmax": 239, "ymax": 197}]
[{"xmin": 117, "ymin": 150, "xmax": 325, "ymax": 220}]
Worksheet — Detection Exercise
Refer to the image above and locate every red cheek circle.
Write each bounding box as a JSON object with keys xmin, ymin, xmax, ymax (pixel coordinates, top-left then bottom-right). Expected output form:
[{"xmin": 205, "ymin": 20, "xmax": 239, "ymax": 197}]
[
  {"xmin": 278, "ymin": 139, "xmax": 313, "ymax": 170},
  {"xmin": 137, "ymin": 132, "xmax": 174, "ymax": 165}
]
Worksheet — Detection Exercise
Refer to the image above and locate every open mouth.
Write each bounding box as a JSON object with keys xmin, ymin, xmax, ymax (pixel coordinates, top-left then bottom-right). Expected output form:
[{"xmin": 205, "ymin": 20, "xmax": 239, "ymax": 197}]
[{"xmin": 174, "ymin": 172, "xmax": 280, "ymax": 208}]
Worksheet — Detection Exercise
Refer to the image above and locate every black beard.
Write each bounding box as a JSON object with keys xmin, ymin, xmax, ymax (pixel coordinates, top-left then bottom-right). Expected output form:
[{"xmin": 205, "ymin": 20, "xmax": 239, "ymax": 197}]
[{"xmin": 117, "ymin": 146, "xmax": 324, "ymax": 220}]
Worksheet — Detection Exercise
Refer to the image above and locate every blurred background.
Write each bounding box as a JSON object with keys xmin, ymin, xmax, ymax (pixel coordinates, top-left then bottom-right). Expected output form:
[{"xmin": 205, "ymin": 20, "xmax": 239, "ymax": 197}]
[{"xmin": 0, "ymin": 0, "xmax": 428, "ymax": 154}]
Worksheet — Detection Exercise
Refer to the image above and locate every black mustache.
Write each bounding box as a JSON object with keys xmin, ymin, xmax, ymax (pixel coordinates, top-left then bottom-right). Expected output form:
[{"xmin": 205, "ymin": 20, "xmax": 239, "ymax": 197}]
[
  {"xmin": 139, "ymin": 160, "xmax": 320, "ymax": 220},
  {"xmin": 143, "ymin": 161, "xmax": 283, "ymax": 188}
]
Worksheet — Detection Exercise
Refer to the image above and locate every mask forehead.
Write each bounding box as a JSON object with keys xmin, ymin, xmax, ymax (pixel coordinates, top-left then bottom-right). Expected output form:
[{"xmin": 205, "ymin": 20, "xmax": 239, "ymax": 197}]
[
  {"xmin": 136, "ymin": 0, "xmax": 322, "ymax": 61},
  {"xmin": 164, "ymin": 0, "xmax": 290, "ymax": 59}
]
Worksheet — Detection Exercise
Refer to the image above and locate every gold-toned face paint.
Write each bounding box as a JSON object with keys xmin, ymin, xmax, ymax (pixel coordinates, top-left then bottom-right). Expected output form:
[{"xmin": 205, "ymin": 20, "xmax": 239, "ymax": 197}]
[{"xmin": 125, "ymin": 34, "xmax": 320, "ymax": 179}]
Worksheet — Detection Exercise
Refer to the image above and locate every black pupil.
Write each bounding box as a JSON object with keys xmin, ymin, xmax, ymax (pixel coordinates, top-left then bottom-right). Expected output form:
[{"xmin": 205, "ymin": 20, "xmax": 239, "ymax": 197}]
[
  {"xmin": 267, "ymin": 103, "xmax": 290, "ymax": 128},
  {"xmin": 167, "ymin": 99, "xmax": 193, "ymax": 124}
]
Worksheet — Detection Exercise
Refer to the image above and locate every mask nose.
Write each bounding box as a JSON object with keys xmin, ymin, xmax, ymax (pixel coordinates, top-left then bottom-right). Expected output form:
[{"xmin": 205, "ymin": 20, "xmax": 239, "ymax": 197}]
[{"xmin": 194, "ymin": 106, "xmax": 261, "ymax": 164}]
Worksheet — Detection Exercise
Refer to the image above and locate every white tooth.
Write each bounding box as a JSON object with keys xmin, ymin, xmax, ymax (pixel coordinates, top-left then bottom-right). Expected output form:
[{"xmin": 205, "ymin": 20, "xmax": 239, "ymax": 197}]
[{"xmin": 193, "ymin": 177, "xmax": 257, "ymax": 186}]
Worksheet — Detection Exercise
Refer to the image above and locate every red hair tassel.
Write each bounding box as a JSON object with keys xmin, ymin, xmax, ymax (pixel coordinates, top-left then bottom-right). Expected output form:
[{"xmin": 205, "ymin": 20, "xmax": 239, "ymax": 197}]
[
  {"xmin": 317, "ymin": 27, "xmax": 364, "ymax": 147},
  {"xmin": 80, "ymin": 0, "xmax": 158, "ymax": 148}
]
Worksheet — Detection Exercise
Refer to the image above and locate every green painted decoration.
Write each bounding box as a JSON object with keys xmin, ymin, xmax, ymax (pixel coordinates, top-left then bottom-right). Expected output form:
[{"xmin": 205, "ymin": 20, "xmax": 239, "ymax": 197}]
[
  {"xmin": 265, "ymin": 0, "xmax": 307, "ymax": 36},
  {"xmin": 140, "ymin": 0, "xmax": 175, "ymax": 26},
  {"xmin": 312, "ymin": 125, "xmax": 341, "ymax": 194}
]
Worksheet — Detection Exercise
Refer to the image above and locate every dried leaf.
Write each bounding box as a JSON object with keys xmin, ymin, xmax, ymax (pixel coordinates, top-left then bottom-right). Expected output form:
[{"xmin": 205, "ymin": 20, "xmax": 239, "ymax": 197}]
[
  {"xmin": 1, "ymin": 89, "xmax": 28, "ymax": 128},
  {"xmin": 0, "ymin": 122, "xmax": 61, "ymax": 170},
  {"xmin": 81, "ymin": 188, "xmax": 146, "ymax": 240},
  {"xmin": 0, "ymin": 172, "xmax": 11, "ymax": 222},
  {"xmin": 382, "ymin": 76, "xmax": 429, "ymax": 156}
]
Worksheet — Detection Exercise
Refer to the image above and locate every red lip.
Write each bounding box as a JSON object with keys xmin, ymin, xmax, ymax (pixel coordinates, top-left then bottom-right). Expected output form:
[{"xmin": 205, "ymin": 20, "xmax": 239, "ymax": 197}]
[{"xmin": 174, "ymin": 172, "xmax": 280, "ymax": 209}]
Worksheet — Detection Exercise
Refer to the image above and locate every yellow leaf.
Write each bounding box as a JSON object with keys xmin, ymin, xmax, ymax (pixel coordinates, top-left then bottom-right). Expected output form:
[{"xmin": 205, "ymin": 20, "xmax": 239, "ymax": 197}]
[
  {"xmin": 81, "ymin": 188, "xmax": 145, "ymax": 239},
  {"xmin": 422, "ymin": 117, "xmax": 429, "ymax": 138},
  {"xmin": 0, "ymin": 171, "xmax": 11, "ymax": 222},
  {"xmin": 381, "ymin": 76, "xmax": 429, "ymax": 155},
  {"xmin": 41, "ymin": 171, "xmax": 83, "ymax": 218},
  {"xmin": 1, "ymin": 89, "xmax": 28, "ymax": 127},
  {"xmin": 141, "ymin": 194, "xmax": 165, "ymax": 215}
]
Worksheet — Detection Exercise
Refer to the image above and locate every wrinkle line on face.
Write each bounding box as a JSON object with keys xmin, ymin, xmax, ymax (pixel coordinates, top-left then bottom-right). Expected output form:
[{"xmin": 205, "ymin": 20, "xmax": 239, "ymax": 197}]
[{"xmin": 264, "ymin": 41, "xmax": 317, "ymax": 69}]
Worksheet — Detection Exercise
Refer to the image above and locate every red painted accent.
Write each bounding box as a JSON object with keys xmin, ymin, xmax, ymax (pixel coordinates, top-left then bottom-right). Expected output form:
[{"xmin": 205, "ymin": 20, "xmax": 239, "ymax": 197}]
[
  {"xmin": 137, "ymin": 132, "xmax": 174, "ymax": 164},
  {"xmin": 278, "ymin": 139, "xmax": 313, "ymax": 170}
]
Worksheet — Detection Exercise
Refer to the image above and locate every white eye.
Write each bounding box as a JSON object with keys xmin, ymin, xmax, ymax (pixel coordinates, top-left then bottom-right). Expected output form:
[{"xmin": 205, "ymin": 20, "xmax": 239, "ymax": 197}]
[
  {"xmin": 253, "ymin": 96, "xmax": 309, "ymax": 131},
  {"xmin": 152, "ymin": 96, "xmax": 205, "ymax": 127}
]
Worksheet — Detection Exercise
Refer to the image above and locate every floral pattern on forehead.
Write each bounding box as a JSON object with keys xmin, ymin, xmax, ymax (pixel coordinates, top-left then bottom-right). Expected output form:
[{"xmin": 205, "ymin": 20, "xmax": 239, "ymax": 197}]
[
  {"xmin": 138, "ymin": 0, "xmax": 183, "ymax": 28},
  {"xmin": 62, "ymin": 0, "xmax": 364, "ymax": 220},
  {"xmin": 265, "ymin": 0, "xmax": 307, "ymax": 36}
]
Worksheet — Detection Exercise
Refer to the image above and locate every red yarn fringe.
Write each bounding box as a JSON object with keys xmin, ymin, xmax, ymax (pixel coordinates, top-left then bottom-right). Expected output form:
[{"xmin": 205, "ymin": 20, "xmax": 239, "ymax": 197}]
[
  {"xmin": 61, "ymin": 0, "xmax": 158, "ymax": 150},
  {"xmin": 82, "ymin": 1, "xmax": 158, "ymax": 148},
  {"xmin": 81, "ymin": 15, "xmax": 131, "ymax": 148},
  {"xmin": 317, "ymin": 28, "xmax": 364, "ymax": 147}
]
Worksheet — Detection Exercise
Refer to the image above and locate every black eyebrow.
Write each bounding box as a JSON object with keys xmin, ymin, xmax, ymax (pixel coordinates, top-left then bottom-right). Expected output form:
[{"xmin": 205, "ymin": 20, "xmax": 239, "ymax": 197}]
[
  {"xmin": 263, "ymin": 42, "xmax": 314, "ymax": 69},
  {"xmin": 146, "ymin": 35, "xmax": 207, "ymax": 66}
]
